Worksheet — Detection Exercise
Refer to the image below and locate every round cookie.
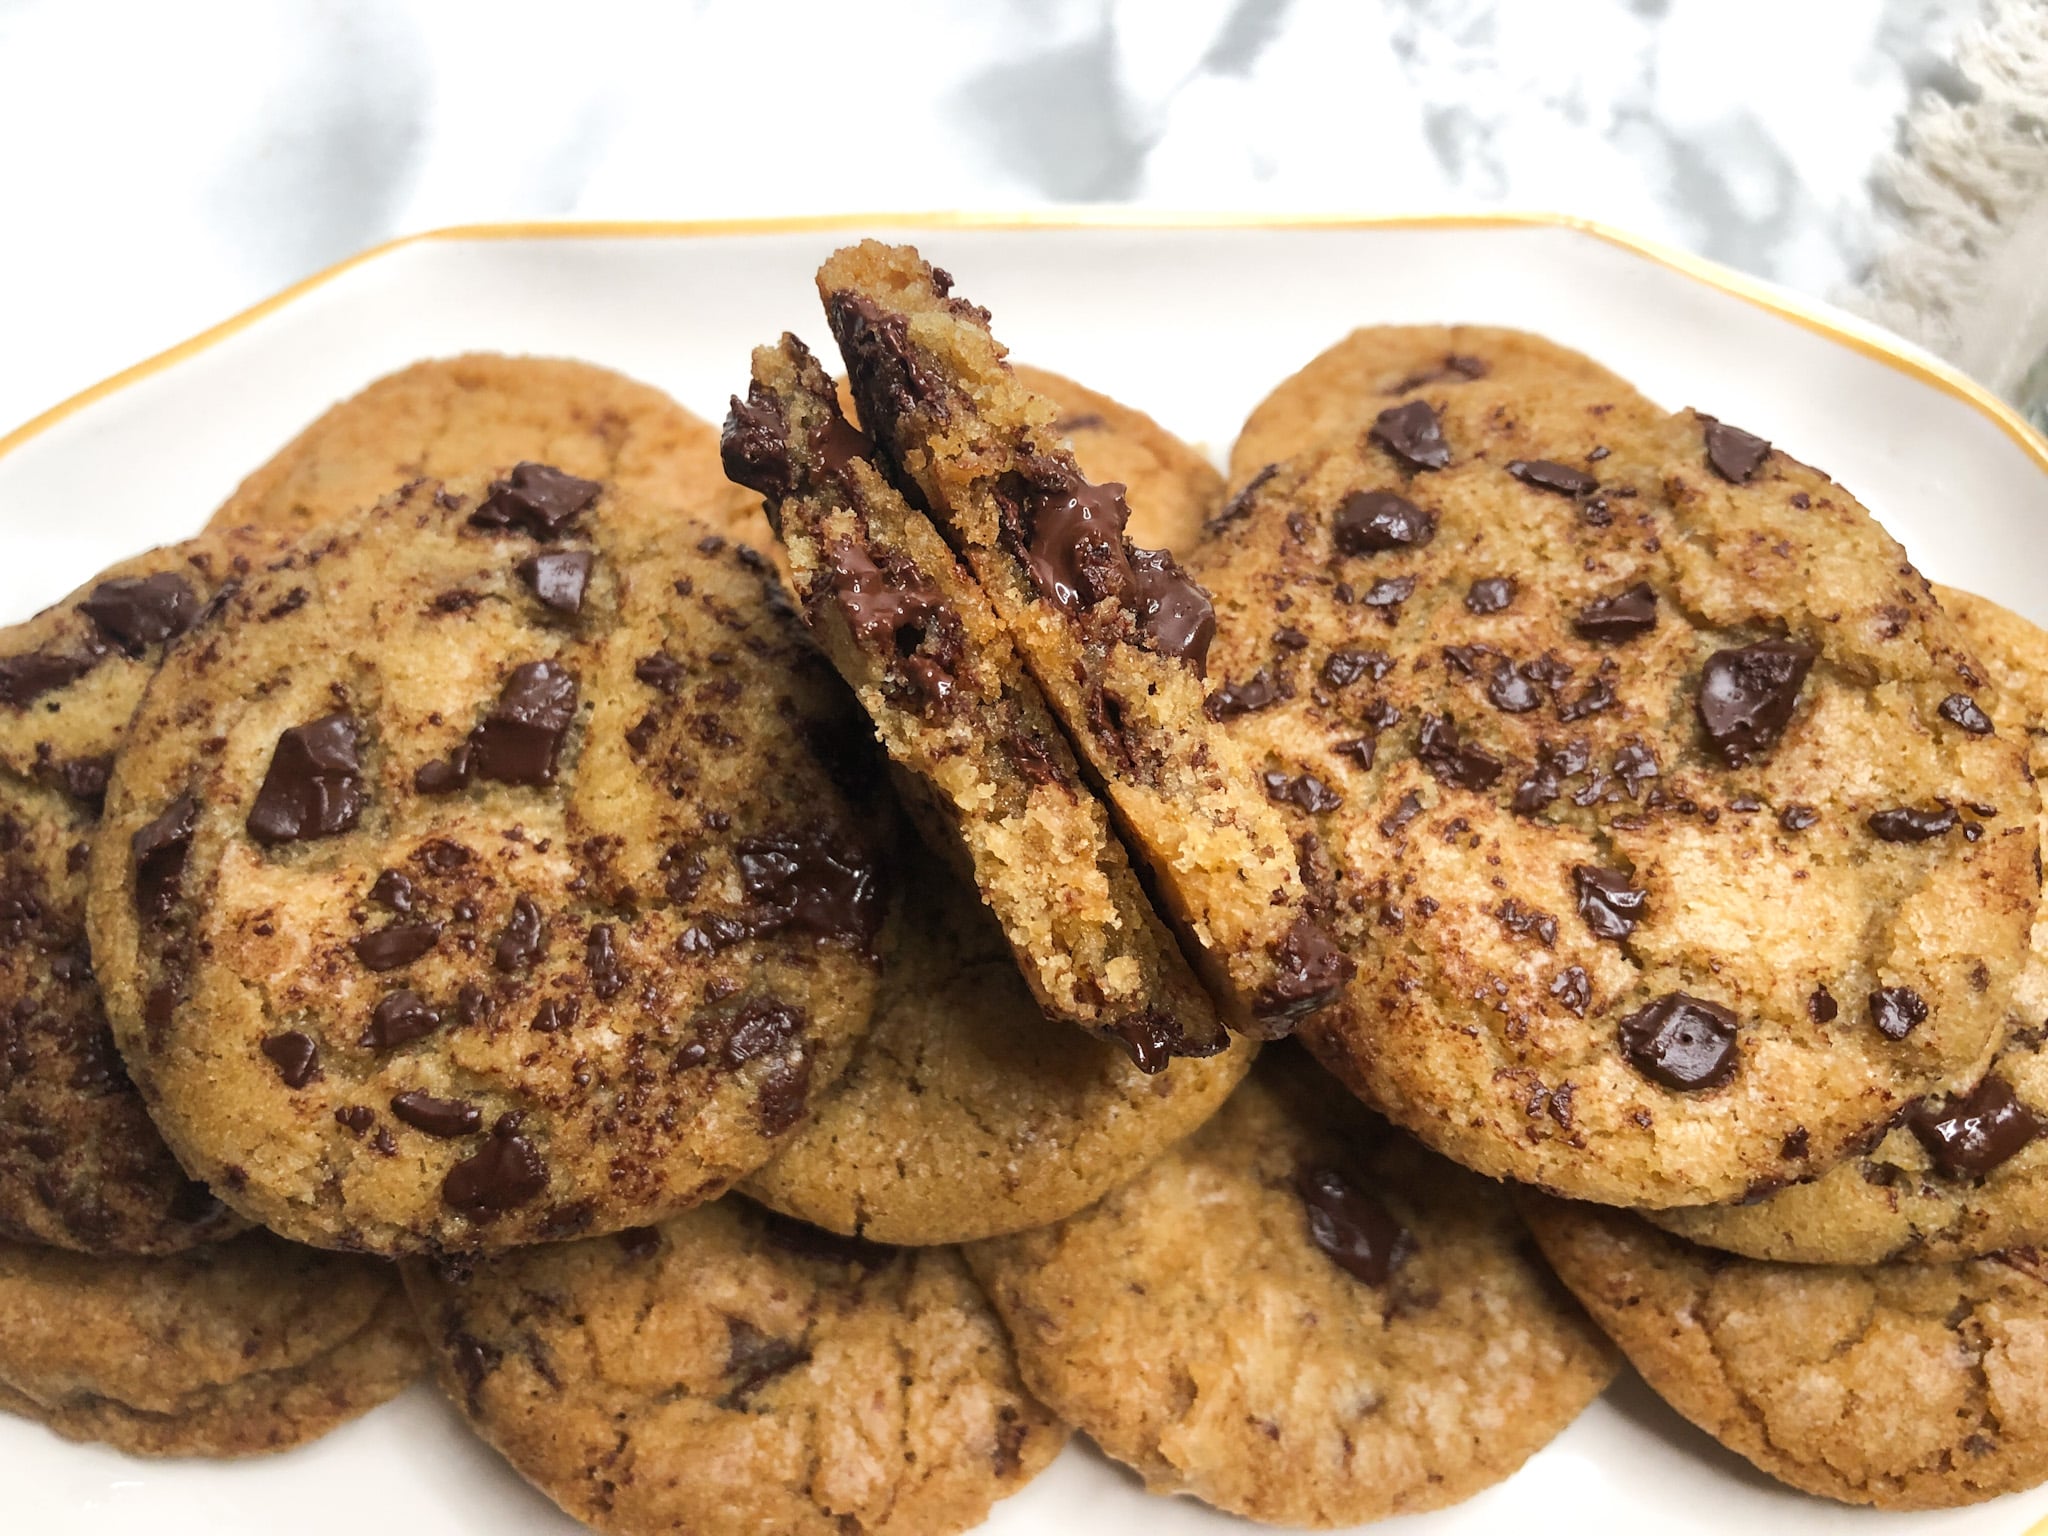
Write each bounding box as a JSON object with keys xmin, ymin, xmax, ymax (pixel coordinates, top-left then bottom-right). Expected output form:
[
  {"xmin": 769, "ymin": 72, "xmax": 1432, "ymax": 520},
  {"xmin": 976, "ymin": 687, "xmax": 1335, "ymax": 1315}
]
[
  {"xmin": 1526, "ymin": 1196, "xmax": 2048, "ymax": 1509},
  {"xmin": 0, "ymin": 532, "xmax": 282, "ymax": 1254},
  {"xmin": 1227, "ymin": 325, "xmax": 1638, "ymax": 491},
  {"xmin": 89, "ymin": 467, "xmax": 885, "ymax": 1256},
  {"xmin": 0, "ymin": 1230, "xmax": 422, "ymax": 1458},
  {"xmin": 965, "ymin": 1049, "xmax": 1616, "ymax": 1526},
  {"xmin": 743, "ymin": 847, "xmax": 1253, "ymax": 1244},
  {"xmin": 1650, "ymin": 585, "xmax": 2048, "ymax": 1262},
  {"xmin": 207, "ymin": 353, "xmax": 765, "ymax": 545},
  {"xmin": 1189, "ymin": 366, "xmax": 2037, "ymax": 1207},
  {"xmin": 1014, "ymin": 364, "xmax": 1222, "ymax": 558},
  {"xmin": 403, "ymin": 1197, "xmax": 1064, "ymax": 1536}
]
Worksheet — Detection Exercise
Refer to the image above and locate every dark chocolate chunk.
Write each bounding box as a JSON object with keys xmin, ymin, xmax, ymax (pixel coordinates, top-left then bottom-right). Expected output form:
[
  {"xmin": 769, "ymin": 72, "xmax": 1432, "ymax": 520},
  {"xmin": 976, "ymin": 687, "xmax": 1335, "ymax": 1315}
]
[
  {"xmin": 1573, "ymin": 865, "xmax": 1646, "ymax": 941},
  {"xmin": 826, "ymin": 289, "xmax": 949, "ymax": 432},
  {"xmin": 721, "ymin": 383, "xmax": 791, "ymax": 498},
  {"xmin": 1205, "ymin": 668, "xmax": 1282, "ymax": 721},
  {"xmin": 80, "ymin": 572, "xmax": 199, "ymax": 655},
  {"xmin": 361, "ymin": 989, "xmax": 440, "ymax": 1052},
  {"xmin": 1512, "ymin": 738, "xmax": 1590, "ymax": 817},
  {"xmin": 1497, "ymin": 899, "xmax": 1558, "ymax": 946},
  {"xmin": 1379, "ymin": 790, "xmax": 1423, "ymax": 836},
  {"xmin": 1779, "ymin": 803, "xmax": 1819, "ymax": 832},
  {"xmin": 586, "ymin": 924, "xmax": 626, "ymax": 999},
  {"xmin": 494, "ymin": 896, "xmax": 545, "ymax": 972},
  {"xmin": 369, "ymin": 869, "xmax": 415, "ymax": 912},
  {"xmin": 1573, "ymin": 582, "xmax": 1658, "ymax": 643},
  {"xmin": 515, "ymin": 549, "xmax": 594, "ymax": 615},
  {"xmin": 1129, "ymin": 547, "xmax": 1215, "ymax": 671},
  {"xmin": 1369, "ymin": 400, "xmax": 1451, "ymax": 471},
  {"xmin": 1102, "ymin": 1010, "xmax": 1226, "ymax": 1075},
  {"xmin": 1506, "ymin": 459, "xmax": 1597, "ymax": 496},
  {"xmin": 1550, "ymin": 966, "xmax": 1591, "ymax": 1016},
  {"xmin": 353, "ymin": 922, "xmax": 441, "ymax": 972},
  {"xmin": 414, "ymin": 743, "xmax": 472, "ymax": 795},
  {"xmin": 1321, "ymin": 649, "xmax": 1390, "ymax": 689},
  {"xmin": 734, "ymin": 828, "xmax": 883, "ymax": 951},
  {"xmin": 1021, "ymin": 476, "xmax": 1134, "ymax": 613},
  {"xmin": 1613, "ymin": 740, "xmax": 1661, "ymax": 800},
  {"xmin": 131, "ymin": 794, "xmax": 198, "ymax": 920},
  {"xmin": 443, "ymin": 1117, "xmax": 547, "ymax": 1216},
  {"xmin": 826, "ymin": 540, "xmax": 943, "ymax": 652},
  {"xmin": 635, "ymin": 654, "xmax": 685, "ymax": 693},
  {"xmin": 1703, "ymin": 419, "xmax": 1771, "ymax": 483},
  {"xmin": 808, "ymin": 410, "xmax": 873, "ymax": 476},
  {"xmin": 1938, "ymin": 694, "xmax": 1994, "ymax": 735},
  {"xmin": 1333, "ymin": 489, "xmax": 1437, "ymax": 554},
  {"xmin": 246, "ymin": 714, "xmax": 365, "ymax": 846},
  {"xmin": 1618, "ymin": 992, "xmax": 1739, "ymax": 1090},
  {"xmin": 1465, "ymin": 577, "xmax": 1515, "ymax": 614},
  {"xmin": 1909, "ymin": 1075, "xmax": 2045, "ymax": 1179},
  {"xmin": 469, "ymin": 661, "xmax": 578, "ymax": 786},
  {"xmin": 391, "ymin": 1090, "xmax": 481, "ymax": 1139},
  {"xmin": 1416, "ymin": 713, "xmax": 1503, "ymax": 791},
  {"xmin": 1869, "ymin": 986, "xmax": 1929, "ymax": 1041},
  {"xmin": 1251, "ymin": 917, "xmax": 1353, "ymax": 1030},
  {"xmin": 1296, "ymin": 1166, "xmax": 1413, "ymax": 1285},
  {"xmin": 1808, "ymin": 985, "xmax": 1838, "ymax": 1023},
  {"xmin": 48, "ymin": 752, "xmax": 109, "ymax": 805},
  {"xmin": 720, "ymin": 1317, "xmax": 811, "ymax": 1407},
  {"xmin": 1696, "ymin": 640, "xmax": 1816, "ymax": 766},
  {"xmin": 259, "ymin": 1031, "xmax": 320, "ymax": 1088},
  {"xmin": 1263, "ymin": 770, "xmax": 1343, "ymax": 815},
  {"xmin": 1868, "ymin": 803, "xmax": 1958, "ymax": 843},
  {"xmin": 617, "ymin": 1226, "xmax": 662, "ymax": 1260},
  {"xmin": 0, "ymin": 646, "xmax": 104, "ymax": 708},
  {"xmin": 470, "ymin": 463, "xmax": 602, "ymax": 538},
  {"xmin": 1486, "ymin": 659, "xmax": 1543, "ymax": 714}
]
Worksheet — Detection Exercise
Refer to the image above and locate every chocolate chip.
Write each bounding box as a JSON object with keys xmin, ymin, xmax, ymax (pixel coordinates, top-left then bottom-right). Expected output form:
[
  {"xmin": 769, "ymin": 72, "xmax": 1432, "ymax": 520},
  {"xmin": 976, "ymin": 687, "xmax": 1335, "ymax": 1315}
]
[
  {"xmin": 586, "ymin": 924, "xmax": 626, "ymax": 1000},
  {"xmin": 1321, "ymin": 649, "xmax": 1391, "ymax": 689},
  {"xmin": 1938, "ymin": 694, "xmax": 1994, "ymax": 735},
  {"xmin": 1129, "ymin": 547, "xmax": 1215, "ymax": 671},
  {"xmin": 259, "ymin": 1031, "xmax": 320, "ymax": 1088},
  {"xmin": 1909, "ymin": 1075, "xmax": 2044, "ymax": 1178},
  {"xmin": 1512, "ymin": 738, "xmax": 1591, "ymax": 816},
  {"xmin": 1020, "ymin": 476, "xmax": 1134, "ymax": 613},
  {"xmin": 1550, "ymin": 966, "xmax": 1591, "ymax": 1016},
  {"xmin": 1507, "ymin": 459, "xmax": 1597, "ymax": 497},
  {"xmin": 734, "ymin": 828, "xmax": 883, "ymax": 951},
  {"xmin": 469, "ymin": 661, "xmax": 578, "ymax": 786},
  {"xmin": 391, "ymin": 1090, "xmax": 481, "ymax": 1138},
  {"xmin": 1779, "ymin": 803, "xmax": 1818, "ymax": 832},
  {"xmin": 515, "ymin": 549, "xmax": 594, "ymax": 615},
  {"xmin": 1334, "ymin": 736, "xmax": 1378, "ymax": 769},
  {"xmin": 1574, "ymin": 866, "xmax": 1646, "ymax": 941},
  {"xmin": 1205, "ymin": 668, "xmax": 1282, "ymax": 721},
  {"xmin": 1101, "ymin": 1010, "xmax": 1225, "ymax": 1075},
  {"xmin": 1869, "ymin": 986, "xmax": 1928, "ymax": 1041},
  {"xmin": 369, "ymin": 870, "xmax": 415, "ymax": 913},
  {"xmin": 1206, "ymin": 463, "xmax": 1277, "ymax": 537},
  {"xmin": 0, "ymin": 647, "xmax": 104, "ymax": 708},
  {"xmin": 1703, "ymin": 419, "xmax": 1771, "ymax": 483},
  {"xmin": 1417, "ymin": 713, "xmax": 1503, "ymax": 791},
  {"xmin": 1696, "ymin": 641, "xmax": 1816, "ymax": 766},
  {"xmin": 1868, "ymin": 803, "xmax": 1957, "ymax": 843},
  {"xmin": 1497, "ymin": 899, "xmax": 1558, "ymax": 946},
  {"xmin": 1362, "ymin": 576, "xmax": 1416, "ymax": 614},
  {"xmin": 1333, "ymin": 490, "xmax": 1437, "ymax": 554},
  {"xmin": 1808, "ymin": 985, "xmax": 1838, "ymax": 1023},
  {"xmin": 1380, "ymin": 790, "xmax": 1423, "ymax": 836},
  {"xmin": 1297, "ymin": 1166, "xmax": 1413, "ymax": 1285},
  {"xmin": 131, "ymin": 794, "xmax": 198, "ymax": 920},
  {"xmin": 361, "ymin": 990, "xmax": 440, "ymax": 1052},
  {"xmin": 1369, "ymin": 400, "xmax": 1450, "ymax": 471},
  {"xmin": 79, "ymin": 573, "xmax": 199, "ymax": 655},
  {"xmin": 721, "ymin": 384, "xmax": 791, "ymax": 498},
  {"xmin": 1573, "ymin": 582, "xmax": 1658, "ymax": 643},
  {"xmin": 470, "ymin": 463, "xmax": 602, "ymax": 538},
  {"xmin": 1465, "ymin": 577, "xmax": 1515, "ymax": 614},
  {"xmin": 808, "ymin": 410, "xmax": 873, "ymax": 476},
  {"xmin": 246, "ymin": 714, "xmax": 364, "ymax": 846},
  {"xmin": 635, "ymin": 654, "xmax": 685, "ymax": 693},
  {"xmin": 754, "ymin": 1057, "xmax": 812, "ymax": 1136},
  {"xmin": 1618, "ymin": 993, "xmax": 1739, "ymax": 1090},
  {"xmin": 1251, "ymin": 917, "xmax": 1353, "ymax": 1030},
  {"xmin": 1263, "ymin": 770, "xmax": 1343, "ymax": 814},
  {"xmin": 493, "ymin": 896, "xmax": 545, "ymax": 972},
  {"xmin": 414, "ymin": 744, "xmax": 472, "ymax": 795},
  {"xmin": 1486, "ymin": 659, "xmax": 1543, "ymax": 714},
  {"xmin": 443, "ymin": 1117, "xmax": 547, "ymax": 1216},
  {"xmin": 353, "ymin": 921, "xmax": 441, "ymax": 972}
]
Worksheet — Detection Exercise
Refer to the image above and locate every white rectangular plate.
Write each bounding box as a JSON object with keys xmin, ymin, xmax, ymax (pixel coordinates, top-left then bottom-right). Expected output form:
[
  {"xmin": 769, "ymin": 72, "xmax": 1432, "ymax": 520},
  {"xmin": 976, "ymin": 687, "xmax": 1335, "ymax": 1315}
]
[{"xmin": 3, "ymin": 215, "xmax": 2045, "ymax": 1536}]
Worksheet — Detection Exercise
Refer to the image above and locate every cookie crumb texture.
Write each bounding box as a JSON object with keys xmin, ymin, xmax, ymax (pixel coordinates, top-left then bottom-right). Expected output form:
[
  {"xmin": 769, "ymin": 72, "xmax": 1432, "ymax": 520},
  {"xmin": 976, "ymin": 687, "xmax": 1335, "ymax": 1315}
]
[
  {"xmin": 816, "ymin": 241, "xmax": 1351, "ymax": 1037},
  {"xmin": 1195, "ymin": 337, "xmax": 2036, "ymax": 1205},
  {"xmin": 208, "ymin": 353, "xmax": 765, "ymax": 544},
  {"xmin": 744, "ymin": 847, "xmax": 1252, "ymax": 1244},
  {"xmin": 0, "ymin": 532, "xmax": 283, "ymax": 1254},
  {"xmin": 405, "ymin": 1198, "xmax": 1064, "ymax": 1536},
  {"xmin": 0, "ymin": 1231, "xmax": 422, "ymax": 1457},
  {"xmin": 87, "ymin": 471, "xmax": 883, "ymax": 1256},
  {"xmin": 1527, "ymin": 1197, "xmax": 2048, "ymax": 1509},
  {"xmin": 967, "ymin": 1053, "xmax": 1615, "ymax": 1526}
]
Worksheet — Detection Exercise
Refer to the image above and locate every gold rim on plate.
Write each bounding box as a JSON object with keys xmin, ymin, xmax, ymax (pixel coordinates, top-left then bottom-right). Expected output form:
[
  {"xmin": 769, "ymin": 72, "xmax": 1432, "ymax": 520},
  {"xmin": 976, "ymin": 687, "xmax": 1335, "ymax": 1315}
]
[{"xmin": 1, "ymin": 210, "xmax": 2044, "ymax": 478}]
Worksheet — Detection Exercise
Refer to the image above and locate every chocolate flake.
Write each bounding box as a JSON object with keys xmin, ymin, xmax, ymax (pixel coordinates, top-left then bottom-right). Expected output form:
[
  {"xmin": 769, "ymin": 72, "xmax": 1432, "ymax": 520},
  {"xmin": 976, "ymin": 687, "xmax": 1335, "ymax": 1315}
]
[{"xmin": 1507, "ymin": 459, "xmax": 1597, "ymax": 497}]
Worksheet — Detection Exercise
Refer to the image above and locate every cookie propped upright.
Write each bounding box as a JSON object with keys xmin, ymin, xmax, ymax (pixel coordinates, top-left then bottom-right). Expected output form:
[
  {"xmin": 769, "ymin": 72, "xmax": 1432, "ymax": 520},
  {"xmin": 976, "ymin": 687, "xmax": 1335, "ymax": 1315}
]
[
  {"xmin": 725, "ymin": 333, "xmax": 1228, "ymax": 1068},
  {"xmin": 813, "ymin": 242, "xmax": 1352, "ymax": 1036}
]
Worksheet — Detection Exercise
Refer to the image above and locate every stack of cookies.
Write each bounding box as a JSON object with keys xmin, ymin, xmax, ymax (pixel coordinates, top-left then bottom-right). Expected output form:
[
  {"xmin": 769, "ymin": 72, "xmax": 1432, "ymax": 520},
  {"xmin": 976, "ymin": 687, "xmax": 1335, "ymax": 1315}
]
[{"xmin": 1, "ymin": 244, "xmax": 2043, "ymax": 1532}]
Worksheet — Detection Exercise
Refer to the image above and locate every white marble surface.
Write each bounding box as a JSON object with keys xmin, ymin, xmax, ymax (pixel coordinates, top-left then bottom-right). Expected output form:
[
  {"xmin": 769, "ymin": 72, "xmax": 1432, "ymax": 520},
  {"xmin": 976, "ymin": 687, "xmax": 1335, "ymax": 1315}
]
[{"xmin": 0, "ymin": 0, "xmax": 1974, "ymax": 437}]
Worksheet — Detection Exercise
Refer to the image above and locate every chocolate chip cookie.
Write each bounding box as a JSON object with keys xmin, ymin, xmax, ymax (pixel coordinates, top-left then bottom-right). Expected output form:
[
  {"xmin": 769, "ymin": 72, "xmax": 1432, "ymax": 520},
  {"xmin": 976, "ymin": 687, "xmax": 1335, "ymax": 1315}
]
[
  {"xmin": 1189, "ymin": 363, "xmax": 2037, "ymax": 1206},
  {"xmin": 404, "ymin": 1197, "xmax": 1063, "ymax": 1536},
  {"xmin": 1652, "ymin": 585, "xmax": 2048, "ymax": 1262},
  {"xmin": 1227, "ymin": 325, "xmax": 1641, "ymax": 492},
  {"xmin": 816, "ymin": 242, "xmax": 1351, "ymax": 1036},
  {"xmin": 0, "ymin": 533, "xmax": 283, "ymax": 1254},
  {"xmin": 0, "ymin": 1230, "xmax": 421, "ymax": 1457},
  {"xmin": 728, "ymin": 334, "xmax": 1226, "ymax": 1066},
  {"xmin": 1526, "ymin": 1196, "xmax": 2048, "ymax": 1508},
  {"xmin": 965, "ymin": 1049, "xmax": 1615, "ymax": 1525},
  {"xmin": 743, "ymin": 843, "xmax": 1253, "ymax": 1243},
  {"xmin": 207, "ymin": 353, "xmax": 764, "ymax": 544},
  {"xmin": 88, "ymin": 468, "xmax": 884, "ymax": 1256},
  {"xmin": 1017, "ymin": 364, "xmax": 1222, "ymax": 556}
]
